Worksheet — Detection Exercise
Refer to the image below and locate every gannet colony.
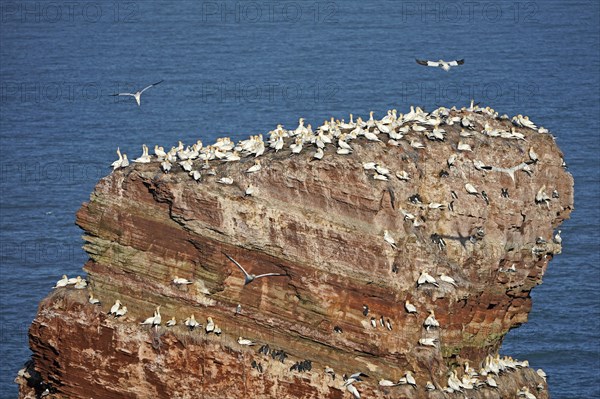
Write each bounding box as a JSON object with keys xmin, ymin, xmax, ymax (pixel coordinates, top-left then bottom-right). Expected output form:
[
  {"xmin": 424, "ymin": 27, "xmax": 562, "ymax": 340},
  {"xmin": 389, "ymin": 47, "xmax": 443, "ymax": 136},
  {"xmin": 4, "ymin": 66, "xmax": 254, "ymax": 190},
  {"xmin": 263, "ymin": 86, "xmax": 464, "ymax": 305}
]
[{"xmin": 18, "ymin": 101, "xmax": 572, "ymax": 399}]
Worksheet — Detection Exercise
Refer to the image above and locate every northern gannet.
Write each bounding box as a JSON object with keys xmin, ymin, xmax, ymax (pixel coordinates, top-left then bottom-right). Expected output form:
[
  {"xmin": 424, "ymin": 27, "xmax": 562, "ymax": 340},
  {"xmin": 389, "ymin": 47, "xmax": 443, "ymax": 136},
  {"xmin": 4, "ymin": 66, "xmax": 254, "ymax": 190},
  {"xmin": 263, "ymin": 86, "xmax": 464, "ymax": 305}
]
[
  {"xmin": 383, "ymin": 230, "xmax": 397, "ymax": 249},
  {"xmin": 465, "ymin": 183, "xmax": 479, "ymax": 196},
  {"xmin": 404, "ymin": 300, "xmax": 418, "ymax": 314},
  {"xmin": 439, "ymin": 274, "xmax": 458, "ymax": 287},
  {"xmin": 313, "ymin": 148, "xmax": 324, "ymax": 160},
  {"xmin": 173, "ymin": 276, "xmax": 192, "ymax": 285},
  {"xmin": 245, "ymin": 185, "xmax": 255, "ymax": 196},
  {"xmin": 73, "ymin": 276, "xmax": 87, "ymax": 289},
  {"xmin": 404, "ymin": 371, "xmax": 417, "ymax": 387},
  {"xmin": 88, "ymin": 294, "xmax": 101, "ymax": 305},
  {"xmin": 238, "ymin": 337, "xmax": 255, "ymax": 346},
  {"xmin": 205, "ymin": 317, "xmax": 215, "ymax": 333},
  {"xmin": 417, "ymin": 271, "xmax": 439, "ymax": 287},
  {"xmin": 133, "ymin": 144, "xmax": 151, "ymax": 163},
  {"xmin": 222, "ymin": 252, "xmax": 287, "ymax": 285},
  {"xmin": 110, "ymin": 80, "xmax": 163, "ymax": 106},
  {"xmin": 218, "ymin": 177, "xmax": 234, "ymax": 185},
  {"xmin": 457, "ymin": 142, "xmax": 472, "ymax": 151},
  {"xmin": 111, "ymin": 148, "xmax": 129, "ymax": 169},
  {"xmin": 346, "ymin": 383, "xmax": 360, "ymax": 398},
  {"xmin": 109, "ymin": 299, "xmax": 122, "ymax": 315},
  {"xmin": 379, "ymin": 379, "xmax": 400, "ymax": 387},
  {"xmin": 53, "ymin": 275, "xmax": 68, "ymax": 289},
  {"xmin": 190, "ymin": 170, "xmax": 202, "ymax": 181},
  {"xmin": 184, "ymin": 314, "xmax": 200, "ymax": 330},
  {"xmin": 115, "ymin": 306, "xmax": 127, "ymax": 317},
  {"xmin": 553, "ymin": 230, "xmax": 562, "ymax": 246},
  {"xmin": 166, "ymin": 317, "xmax": 176, "ymax": 327},
  {"xmin": 425, "ymin": 381, "xmax": 436, "ymax": 391},
  {"xmin": 396, "ymin": 170, "xmax": 410, "ymax": 181},
  {"xmin": 416, "ymin": 58, "xmax": 464, "ymax": 71},
  {"xmin": 418, "ymin": 338, "xmax": 438, "ymax": 347},
  {"xmin": 424, "ymin": 310, "xmax": 440, "ymax": 330}
]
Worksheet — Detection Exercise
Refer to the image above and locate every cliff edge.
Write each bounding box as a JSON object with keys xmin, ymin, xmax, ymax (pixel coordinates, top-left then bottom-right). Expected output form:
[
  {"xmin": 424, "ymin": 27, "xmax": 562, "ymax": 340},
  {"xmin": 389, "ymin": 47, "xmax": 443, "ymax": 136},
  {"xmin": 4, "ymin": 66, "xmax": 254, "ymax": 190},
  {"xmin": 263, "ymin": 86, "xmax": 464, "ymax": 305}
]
[{"xmin": 17, "ymin": 105, "xmax": 573, "ymax": 398}]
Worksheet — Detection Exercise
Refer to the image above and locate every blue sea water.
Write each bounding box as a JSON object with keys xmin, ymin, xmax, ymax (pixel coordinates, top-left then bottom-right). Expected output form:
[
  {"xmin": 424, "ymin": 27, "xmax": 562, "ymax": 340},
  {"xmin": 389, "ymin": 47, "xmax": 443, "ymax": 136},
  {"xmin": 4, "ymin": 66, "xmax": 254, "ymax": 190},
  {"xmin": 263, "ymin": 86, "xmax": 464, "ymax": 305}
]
[{"xmin": 0, "ymin": 1, "xmax": 598, "ymax": 398}]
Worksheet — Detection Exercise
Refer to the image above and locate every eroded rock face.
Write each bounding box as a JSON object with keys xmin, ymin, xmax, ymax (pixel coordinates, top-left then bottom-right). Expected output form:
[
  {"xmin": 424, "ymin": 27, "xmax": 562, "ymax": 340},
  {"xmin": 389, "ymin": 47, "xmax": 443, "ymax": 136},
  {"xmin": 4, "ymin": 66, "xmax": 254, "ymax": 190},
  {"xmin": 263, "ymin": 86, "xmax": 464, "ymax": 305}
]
[{"xmin": 18, "ymin": 107, "xmax": 572, "ymax": 399}]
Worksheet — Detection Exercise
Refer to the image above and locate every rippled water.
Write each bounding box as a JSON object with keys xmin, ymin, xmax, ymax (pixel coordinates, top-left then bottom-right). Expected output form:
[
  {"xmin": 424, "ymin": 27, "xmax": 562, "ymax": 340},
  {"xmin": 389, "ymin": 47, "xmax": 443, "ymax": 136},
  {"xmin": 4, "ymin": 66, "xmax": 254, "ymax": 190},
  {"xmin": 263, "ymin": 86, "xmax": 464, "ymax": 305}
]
[{"xmin": 1, "ymin": 1, "xmax": 598, "ymax": 397}]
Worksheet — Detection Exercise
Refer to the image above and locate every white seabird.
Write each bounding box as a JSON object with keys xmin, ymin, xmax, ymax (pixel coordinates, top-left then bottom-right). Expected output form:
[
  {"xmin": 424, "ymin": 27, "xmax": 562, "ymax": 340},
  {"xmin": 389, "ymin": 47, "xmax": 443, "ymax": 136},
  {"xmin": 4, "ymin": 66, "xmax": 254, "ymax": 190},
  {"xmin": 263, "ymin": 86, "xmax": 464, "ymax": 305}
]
[
  {"xmin": 383, "ymin": 230, "xmax": 397, "ymax": 249},
  {"xmin": 245, "ymin": 185, "xmax": 255, "ymax": 196},
  {"xmin": 416, "ymin": 58, "xmax": 465, "ymax": 71},
  {"xmin": 88, "ymin": 294, "xmax": 101, "ymax": 305},
  {"xmin": 417, "ymin": 271, "xmax": 439, "ymax": 287},
  {"xmin": 115, "ymin": 306, "xmax": 128, "ymax": 317},
  {"xmin": 346, "ymin": 383, "xmax": 360, "ymax": 399},
  {"xmin": 424, "ymin": 310, "xmax": 440, "ymax": 330},
  {"xmin": 418, "ymin": 338, "xmax": 438, "ymax": 347},
  {"xmin": 173, "ymin": 276, "xmax": 192, "ymax": 285},
  {"xmin": 439, "ymin": 274, "xmax": 458, "ymax": 287},
  {"xmin": 184, "ymin": 314, "xmax": 200, "ymax": 330},
  {"xmin": 205, "ymin": 317, "xmax": 215, "ymax": 333},
  {"xmin": 405, "ymin": 300, "xmax": 418, "ymax": 315},
  {"xmin": 53, "ymin": 275, "xmax": 68, "ymax": 289},
  {"xmin": 109, "ymin": 299, "xmax": 122, "ymax": 315},
  {"xmin": 222, "ymin": 252, "xmax": 286, "ymax": 285},
  {"xmin": 553, "ymin": 230, "xmax": 562, "ymax": 244},
  {"xmin": 238, "ymin": 337, "xmax": 255, "ymax": 346},
  {"xmin": 246, "ymin": 160, "xmax": 262, "ymax": 173},
  {"xmin": 465, "ymin": 183, "xmax": 479, "ymax": 196},
  {"xmin": 166, "ymin": 317, "xmax": 176, "ymax": 327},
  {"xmin": 133, "ymin": 144, "xmax": 151, "ymax": 163},
  {"xmin": 110, "ymin": 80, "xmax": 163, "ymax": 106}
]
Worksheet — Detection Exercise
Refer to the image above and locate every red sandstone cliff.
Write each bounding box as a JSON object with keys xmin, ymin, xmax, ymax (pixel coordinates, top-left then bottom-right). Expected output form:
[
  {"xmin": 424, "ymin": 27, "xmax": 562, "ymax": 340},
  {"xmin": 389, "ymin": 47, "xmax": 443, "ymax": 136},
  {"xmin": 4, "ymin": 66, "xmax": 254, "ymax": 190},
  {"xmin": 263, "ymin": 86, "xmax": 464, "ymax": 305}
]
[{"xmin": 17, "ymin": 107, "xmax": 572, "ymax": 399}]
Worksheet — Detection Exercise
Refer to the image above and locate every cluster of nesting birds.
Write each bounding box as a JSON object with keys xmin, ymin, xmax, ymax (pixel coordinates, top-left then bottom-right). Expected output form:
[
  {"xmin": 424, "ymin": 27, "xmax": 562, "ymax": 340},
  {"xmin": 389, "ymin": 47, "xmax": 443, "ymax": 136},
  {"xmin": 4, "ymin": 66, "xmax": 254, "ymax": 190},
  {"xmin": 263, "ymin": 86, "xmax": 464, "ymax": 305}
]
[{"xmin": 61, "ymin": 101, "xmax": 557, "ymax": 398}]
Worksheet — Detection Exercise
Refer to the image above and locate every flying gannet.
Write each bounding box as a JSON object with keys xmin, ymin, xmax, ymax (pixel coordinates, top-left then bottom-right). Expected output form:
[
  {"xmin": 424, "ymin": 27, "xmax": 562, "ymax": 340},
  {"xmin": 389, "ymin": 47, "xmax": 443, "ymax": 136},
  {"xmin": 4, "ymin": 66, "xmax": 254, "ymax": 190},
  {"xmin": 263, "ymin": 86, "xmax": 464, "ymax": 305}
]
[
  {"xmin": 222, "ymin": 252, "xmax": 287, "ymax": 285},
  {"xmin": 416, "ymin": 59, "xmax": 465, "ymax": 71},
  {"xmin": 110, "ymin": 80, "xmax": 163, "ymax": 106}
]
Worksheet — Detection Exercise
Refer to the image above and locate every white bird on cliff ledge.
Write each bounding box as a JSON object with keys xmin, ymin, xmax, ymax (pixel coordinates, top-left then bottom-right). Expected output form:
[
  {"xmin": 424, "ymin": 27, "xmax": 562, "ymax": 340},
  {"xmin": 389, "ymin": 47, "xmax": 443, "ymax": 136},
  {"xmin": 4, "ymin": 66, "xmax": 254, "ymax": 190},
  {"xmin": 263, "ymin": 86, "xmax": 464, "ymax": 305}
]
[
  {"xmin": 173, "ymin": 276, "xmax": 192, "ymax": 285},
  {"xmin": 108, "ymin": 299, "xmax": 122, "ymax": 315},
  {"xmin": 405, "ymin": 300, "xmax": 418, "ymax": 315},
  {"xmin": 184, "ymin": 314, "xmax": 200, "ymax": 330},
  {"xmin": 88, "ymin": 294, "xmax": 101, "ymax": 305},
  {"xmin": 417, "ymin": 271, "xmax": 439, "ymax": 287},
  {"xmin": 53, "ymin": 275, "xmax": 68, "ymax": 289},
  {"xmin": 238, "ymin": 337, "xmax": 255, "ymax": 346},
  {"xmin": 222, "ymin": 252, "xmax": 287, "ymax": 286},
  {"xmin": 424, "ymin": 310, "xmax": 440, "ymax": 330},
  {"xmin": 383, "ymin": 230, "xmax": 397, "ymax": 249},
  {"xmin": 166, "ymin": 317, "xmax": 176, "ymax": 327},
  {"xmin": 115, "ymin": 306, "xmax": 128, "ymax": 317},
  {"xmin": 438, "ymin": 274, "xmax": 458, "ymax": 287}
]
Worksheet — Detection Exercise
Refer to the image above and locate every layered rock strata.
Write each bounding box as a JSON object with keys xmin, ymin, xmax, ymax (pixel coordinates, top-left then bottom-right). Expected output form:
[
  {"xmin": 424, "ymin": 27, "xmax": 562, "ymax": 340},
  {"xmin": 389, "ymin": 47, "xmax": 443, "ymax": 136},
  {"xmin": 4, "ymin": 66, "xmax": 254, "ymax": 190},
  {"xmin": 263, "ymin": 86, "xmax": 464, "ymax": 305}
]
[{"xmin": 18, "ymin": 106, "xmax": 572, "ymax": 399}]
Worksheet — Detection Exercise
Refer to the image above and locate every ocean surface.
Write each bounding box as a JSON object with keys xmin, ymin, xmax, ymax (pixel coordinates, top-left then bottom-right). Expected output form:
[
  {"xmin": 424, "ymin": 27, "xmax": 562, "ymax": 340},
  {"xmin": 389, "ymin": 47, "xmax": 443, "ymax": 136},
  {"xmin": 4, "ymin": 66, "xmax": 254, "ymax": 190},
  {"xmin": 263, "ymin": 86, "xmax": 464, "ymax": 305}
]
[{"xmin": 0, "ymin": 1, "xmax": 598, "ymax": 397}]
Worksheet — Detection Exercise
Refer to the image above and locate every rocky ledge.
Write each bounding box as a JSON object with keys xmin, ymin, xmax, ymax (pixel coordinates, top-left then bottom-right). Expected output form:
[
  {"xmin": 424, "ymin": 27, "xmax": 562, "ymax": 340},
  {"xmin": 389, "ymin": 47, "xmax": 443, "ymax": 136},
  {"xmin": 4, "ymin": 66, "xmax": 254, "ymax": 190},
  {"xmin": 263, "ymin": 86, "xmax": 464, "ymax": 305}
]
[{"xmin": 17, "ymin": 105, "xmax": 573, "ymax": 399}]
